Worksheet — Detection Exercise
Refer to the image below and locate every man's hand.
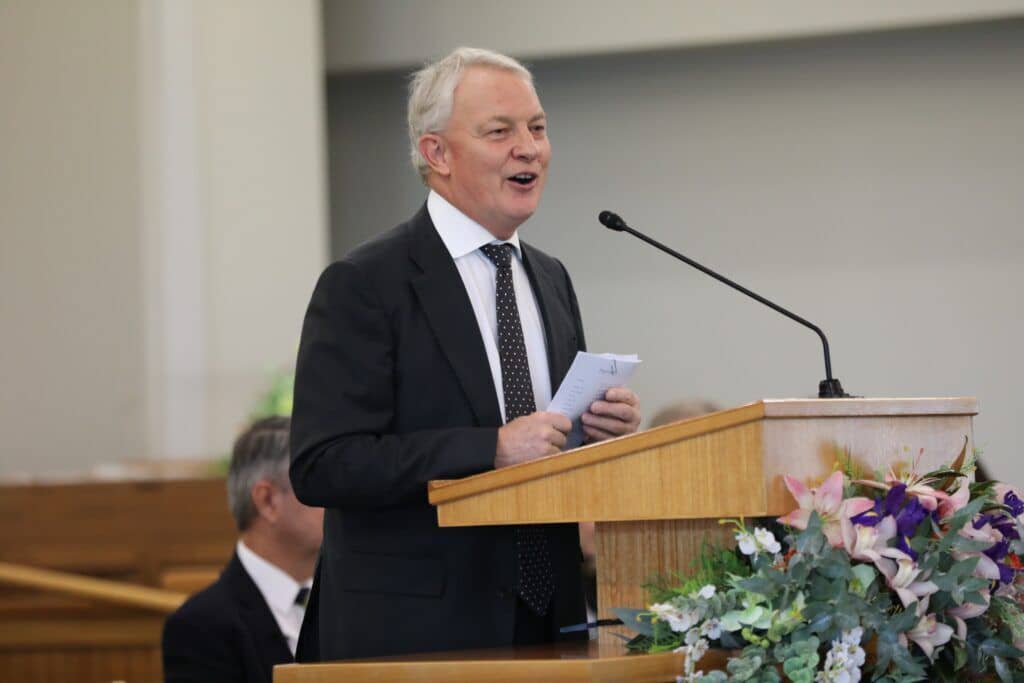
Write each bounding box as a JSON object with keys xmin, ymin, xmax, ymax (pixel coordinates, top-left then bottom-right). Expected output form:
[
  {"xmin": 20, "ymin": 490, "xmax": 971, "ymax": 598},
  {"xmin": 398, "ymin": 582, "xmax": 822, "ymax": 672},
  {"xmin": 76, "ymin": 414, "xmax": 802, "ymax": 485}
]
[
  {"xmin": 495, "ymin": 412, "xmax": 572, "ymax": 469},
  {"xmin": 582, "ymin": 387, "xmax": 641, "ymax": 443}
]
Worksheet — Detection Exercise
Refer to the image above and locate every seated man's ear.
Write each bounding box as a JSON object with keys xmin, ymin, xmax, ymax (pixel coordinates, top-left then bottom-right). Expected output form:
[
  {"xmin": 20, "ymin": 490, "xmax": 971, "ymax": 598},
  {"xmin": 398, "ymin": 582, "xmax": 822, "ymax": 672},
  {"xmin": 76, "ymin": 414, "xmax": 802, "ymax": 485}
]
[{"xmin": 250, "ymin": 479, "xmax": 283, "ymax": 525}]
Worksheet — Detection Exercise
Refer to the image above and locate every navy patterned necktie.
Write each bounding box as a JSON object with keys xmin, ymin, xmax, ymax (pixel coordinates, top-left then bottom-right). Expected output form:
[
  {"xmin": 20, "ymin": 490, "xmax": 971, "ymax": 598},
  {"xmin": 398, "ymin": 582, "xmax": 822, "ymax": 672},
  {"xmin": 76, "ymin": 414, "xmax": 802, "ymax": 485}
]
[{"xmin": 479, "ymin": 243, "xmax": 554, "ymax": 616}]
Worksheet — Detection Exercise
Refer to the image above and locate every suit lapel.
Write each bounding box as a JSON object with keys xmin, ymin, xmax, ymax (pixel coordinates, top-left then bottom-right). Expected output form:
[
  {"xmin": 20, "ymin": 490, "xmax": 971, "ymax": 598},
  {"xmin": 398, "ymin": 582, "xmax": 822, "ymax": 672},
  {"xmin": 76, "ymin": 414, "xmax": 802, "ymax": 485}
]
[
  {"xmin": 520, "ymin": 244, "xmax": 575, "ymax": 392},
  {"xmin": 226, "ymin": 555, "xmax": 293, "ymax": 679},
  {"xmin": 408, "ymin": 207, "xmax": 503, "ymax": 428}
]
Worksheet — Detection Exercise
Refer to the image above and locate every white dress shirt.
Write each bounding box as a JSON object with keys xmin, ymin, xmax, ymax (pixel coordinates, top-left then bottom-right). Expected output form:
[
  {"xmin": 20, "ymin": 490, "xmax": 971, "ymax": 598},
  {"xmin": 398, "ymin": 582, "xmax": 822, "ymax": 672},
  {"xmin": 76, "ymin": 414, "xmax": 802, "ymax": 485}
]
[
  {"xmin": 427, "ymin": 190, "xmax": 552, "ymax": 422},
  {"xmin": 235, "ymin": 540, "xmax": 312, "ymax": 657}
]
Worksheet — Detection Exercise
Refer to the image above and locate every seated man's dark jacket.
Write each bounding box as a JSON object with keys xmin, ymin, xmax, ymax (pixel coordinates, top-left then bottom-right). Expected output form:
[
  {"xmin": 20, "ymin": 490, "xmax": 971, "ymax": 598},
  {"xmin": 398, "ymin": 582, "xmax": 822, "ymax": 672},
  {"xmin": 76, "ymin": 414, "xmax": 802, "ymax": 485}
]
[
  {"xmin": 290, "ymin": 205, "xmax": 587, "ymax": 660},
  {"xmin": 162, "ymin": 553, "xmax": 293, "ymax": 683}
]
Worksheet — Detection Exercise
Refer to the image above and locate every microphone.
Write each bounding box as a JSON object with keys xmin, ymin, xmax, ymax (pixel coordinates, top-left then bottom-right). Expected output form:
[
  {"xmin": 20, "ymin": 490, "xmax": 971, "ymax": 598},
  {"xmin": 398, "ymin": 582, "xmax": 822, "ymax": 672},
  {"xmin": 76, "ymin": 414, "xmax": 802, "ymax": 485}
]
[{"xmin": 598, "ymin": 210, "xmax": 848, "ymax": 398}]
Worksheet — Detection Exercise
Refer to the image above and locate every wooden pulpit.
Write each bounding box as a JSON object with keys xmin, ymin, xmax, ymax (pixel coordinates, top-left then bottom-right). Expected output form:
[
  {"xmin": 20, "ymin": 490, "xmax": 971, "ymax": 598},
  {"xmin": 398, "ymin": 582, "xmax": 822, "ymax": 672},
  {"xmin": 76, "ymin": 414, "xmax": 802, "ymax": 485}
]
[{"xmin": 274, "ymin": 397, "xmax": 976, "ymax": 682}]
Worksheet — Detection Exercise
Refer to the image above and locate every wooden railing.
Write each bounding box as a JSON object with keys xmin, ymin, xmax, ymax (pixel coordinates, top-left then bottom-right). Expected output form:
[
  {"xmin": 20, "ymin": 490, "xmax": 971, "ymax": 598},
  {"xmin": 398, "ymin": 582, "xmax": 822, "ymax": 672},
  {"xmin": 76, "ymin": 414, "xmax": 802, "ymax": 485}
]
[{"xmin": 0, "ymin": 561, "xmax": 187, "ymax": 613}]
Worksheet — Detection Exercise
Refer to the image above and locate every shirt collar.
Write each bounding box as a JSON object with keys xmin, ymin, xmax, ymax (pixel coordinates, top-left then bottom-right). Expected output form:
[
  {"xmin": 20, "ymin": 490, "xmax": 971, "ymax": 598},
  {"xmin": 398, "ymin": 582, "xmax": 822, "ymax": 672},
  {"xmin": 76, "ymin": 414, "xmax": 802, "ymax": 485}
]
[
  {"xmin": 427, "ymin": 190, "xmax": 522, "ymax": 260},
  {"xmin": 236, "ymin": 540, "xmax": 310, "ymax": 614}
]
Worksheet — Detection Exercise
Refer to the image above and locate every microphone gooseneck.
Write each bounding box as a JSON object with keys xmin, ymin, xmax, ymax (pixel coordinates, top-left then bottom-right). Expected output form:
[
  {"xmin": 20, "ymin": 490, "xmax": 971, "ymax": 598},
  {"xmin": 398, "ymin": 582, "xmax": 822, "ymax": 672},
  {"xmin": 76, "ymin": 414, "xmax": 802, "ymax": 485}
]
[{"xmin": 599, "ymin": 210, "xmax": 848, "ymax": 398}]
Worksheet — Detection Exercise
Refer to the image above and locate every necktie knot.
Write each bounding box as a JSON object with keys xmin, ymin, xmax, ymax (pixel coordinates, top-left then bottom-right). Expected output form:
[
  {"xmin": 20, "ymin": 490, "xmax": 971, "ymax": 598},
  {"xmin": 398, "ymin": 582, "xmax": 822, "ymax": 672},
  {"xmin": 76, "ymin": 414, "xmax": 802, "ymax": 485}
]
[
  {"xmin": 294, "ymin": 586, "xmax": 310, "ymax": 608},
  {"xmin": 480, "ymin": 243, "xmax": 514, "ymax": 269}
]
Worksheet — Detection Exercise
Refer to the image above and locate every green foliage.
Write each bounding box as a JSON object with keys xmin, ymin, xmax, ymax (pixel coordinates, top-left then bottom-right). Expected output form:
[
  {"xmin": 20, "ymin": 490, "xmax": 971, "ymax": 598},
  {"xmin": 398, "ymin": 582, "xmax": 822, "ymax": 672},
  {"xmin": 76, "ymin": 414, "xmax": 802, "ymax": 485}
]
[
  {"xmin": 645, "ymin": 537, "xmax": 751, "ymax": 603},
  {"xmin": 250, "ymin": 367, "xmax": 294, "ymax": 419}
]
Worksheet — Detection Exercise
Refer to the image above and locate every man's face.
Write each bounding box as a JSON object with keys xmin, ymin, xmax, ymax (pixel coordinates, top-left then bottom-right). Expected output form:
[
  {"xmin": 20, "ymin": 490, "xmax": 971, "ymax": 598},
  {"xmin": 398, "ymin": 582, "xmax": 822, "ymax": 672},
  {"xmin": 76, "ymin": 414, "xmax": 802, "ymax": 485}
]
[
  {"xmin": 276, "ymin": 484, "xmax": 324, "ymax": 557},
  {"xmin": 431, "ymin": 66, "xmax": 550, "ymax": 238}
]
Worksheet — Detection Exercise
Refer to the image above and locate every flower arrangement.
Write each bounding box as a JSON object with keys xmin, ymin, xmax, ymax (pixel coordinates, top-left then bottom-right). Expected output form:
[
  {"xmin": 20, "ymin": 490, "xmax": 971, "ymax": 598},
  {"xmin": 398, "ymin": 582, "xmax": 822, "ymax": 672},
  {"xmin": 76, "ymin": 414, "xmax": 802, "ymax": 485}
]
[{"xmin": 615, "ymin": 445, "xmax": 1024, "ymax": 682}]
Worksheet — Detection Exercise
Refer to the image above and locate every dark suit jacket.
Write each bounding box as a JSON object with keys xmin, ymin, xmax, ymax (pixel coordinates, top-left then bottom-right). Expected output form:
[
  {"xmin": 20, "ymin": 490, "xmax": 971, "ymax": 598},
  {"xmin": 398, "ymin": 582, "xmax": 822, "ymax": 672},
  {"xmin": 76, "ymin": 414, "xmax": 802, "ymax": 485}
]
[
  {"xmin": 162, "ymin": 553, "xmax": 293, "ymax": 683},
  {"xmin": 290, "ymin": 204, "xmax": 587, "ymax": 660}
]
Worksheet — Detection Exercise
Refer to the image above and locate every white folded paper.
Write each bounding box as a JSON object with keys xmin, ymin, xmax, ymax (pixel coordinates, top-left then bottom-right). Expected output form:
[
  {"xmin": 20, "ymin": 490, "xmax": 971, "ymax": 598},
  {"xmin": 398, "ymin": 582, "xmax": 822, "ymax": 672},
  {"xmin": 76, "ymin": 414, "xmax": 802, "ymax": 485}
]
[{"xmin": 547, "ymin": 351, "xmax": 641, "ymax": 449}]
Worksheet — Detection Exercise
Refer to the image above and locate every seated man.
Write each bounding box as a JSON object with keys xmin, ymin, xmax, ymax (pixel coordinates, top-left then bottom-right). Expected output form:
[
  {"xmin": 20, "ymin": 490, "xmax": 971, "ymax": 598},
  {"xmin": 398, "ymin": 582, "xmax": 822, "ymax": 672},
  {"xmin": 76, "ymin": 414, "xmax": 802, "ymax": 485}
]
[{"xmin": 163, "ymin": 416, "xmax": 323, "ymax": 683}]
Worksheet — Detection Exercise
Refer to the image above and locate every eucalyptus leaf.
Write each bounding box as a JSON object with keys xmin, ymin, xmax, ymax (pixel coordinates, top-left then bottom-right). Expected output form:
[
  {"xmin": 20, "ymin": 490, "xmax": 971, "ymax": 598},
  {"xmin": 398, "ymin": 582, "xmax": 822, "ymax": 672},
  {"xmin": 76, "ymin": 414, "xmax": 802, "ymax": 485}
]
[{"xmin": 610, "ymin": 608, "xmax": 654, "ymax": 637}]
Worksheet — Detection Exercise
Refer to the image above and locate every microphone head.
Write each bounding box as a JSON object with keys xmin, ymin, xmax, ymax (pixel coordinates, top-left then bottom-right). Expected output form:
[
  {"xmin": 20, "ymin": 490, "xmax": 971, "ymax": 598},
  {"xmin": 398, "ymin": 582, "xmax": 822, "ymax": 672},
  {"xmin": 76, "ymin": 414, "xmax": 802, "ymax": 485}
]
[{"xmin": 598, "ymin": 210, "xmax": 626, "ymax": 231}]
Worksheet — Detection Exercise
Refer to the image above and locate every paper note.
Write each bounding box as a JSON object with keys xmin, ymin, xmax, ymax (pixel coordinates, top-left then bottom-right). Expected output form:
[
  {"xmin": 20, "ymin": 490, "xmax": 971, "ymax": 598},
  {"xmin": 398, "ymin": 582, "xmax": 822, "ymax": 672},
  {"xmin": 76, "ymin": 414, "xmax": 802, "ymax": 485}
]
[{"xmin": 547, "ymin": 352, "xmax": 641, "ymax": 449}]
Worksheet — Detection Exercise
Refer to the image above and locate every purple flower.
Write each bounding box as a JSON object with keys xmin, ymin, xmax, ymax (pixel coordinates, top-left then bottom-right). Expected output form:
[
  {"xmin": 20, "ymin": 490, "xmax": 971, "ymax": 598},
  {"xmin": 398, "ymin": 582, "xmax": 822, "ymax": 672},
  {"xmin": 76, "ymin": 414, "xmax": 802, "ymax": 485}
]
[
  {"xmin": 895, "ymin": 497, "xmax": 928, "ymax": 539},
  {"xmin": 884, "ymin": 484, "xmax": 909, "ymax": 515},
  {"xmin": 984, "ymin": 538, "xmax": 1010, "ymax": 564},
  {"xmin": 993, "ymin": 516, "xmax": 1020, "ymax": 541},
  {"xmin": 1005, "ymin": 490, "xmax": 1024, "ymax": 518},
  {"xmin": 981, "ymin": 539, "xmax": 1016, "ymax": 584},
  {"xmin": 850, "ymin": 485, "xmax": 928, "ymax": 561},
  {"xmin": 895, "ymin": 534, "xmax": 918, "ymax": 561},
  {"xmin": 851, "ymin": 504, "xmax": 884, "ymax": 527},
  {"xmin": 973, "ymin": 514, "xmax": 995, "ymax": 530}
]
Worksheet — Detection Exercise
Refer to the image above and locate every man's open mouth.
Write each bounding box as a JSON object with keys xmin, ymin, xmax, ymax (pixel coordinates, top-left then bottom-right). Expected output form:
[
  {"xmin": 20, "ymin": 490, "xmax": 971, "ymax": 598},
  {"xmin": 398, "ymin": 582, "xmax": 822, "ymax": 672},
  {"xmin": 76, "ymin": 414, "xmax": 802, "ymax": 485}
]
[{"xmin": 508, "ymin": 173, "xmax": 538, "ymax": 186}]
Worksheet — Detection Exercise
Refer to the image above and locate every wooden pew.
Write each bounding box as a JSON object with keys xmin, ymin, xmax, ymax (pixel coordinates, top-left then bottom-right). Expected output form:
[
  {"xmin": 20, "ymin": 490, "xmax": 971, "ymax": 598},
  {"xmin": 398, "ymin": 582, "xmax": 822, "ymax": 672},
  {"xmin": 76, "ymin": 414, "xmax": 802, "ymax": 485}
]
[{"xmin": 0, "ymin": 477, "xmax": 236, "ymax": 682}]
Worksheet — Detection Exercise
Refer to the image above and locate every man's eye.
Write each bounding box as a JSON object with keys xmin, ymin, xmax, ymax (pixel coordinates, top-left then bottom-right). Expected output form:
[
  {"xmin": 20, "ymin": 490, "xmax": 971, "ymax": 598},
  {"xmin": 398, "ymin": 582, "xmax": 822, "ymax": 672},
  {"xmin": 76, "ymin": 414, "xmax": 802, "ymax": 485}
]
[
  {"xmin": 531, "ymin": 124, "xmax": 546, "ymax": 134},
  {"xmin": 488, "ymin": 128, "xmax": 508, "ymax": 136}
]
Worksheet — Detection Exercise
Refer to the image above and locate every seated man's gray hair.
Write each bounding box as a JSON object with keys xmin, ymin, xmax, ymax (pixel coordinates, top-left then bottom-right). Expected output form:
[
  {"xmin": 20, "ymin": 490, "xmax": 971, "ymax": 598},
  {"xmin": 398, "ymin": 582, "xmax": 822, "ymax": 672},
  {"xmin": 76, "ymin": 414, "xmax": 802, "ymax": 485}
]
[
  {"xmin": 226, "ymin": 416, "xmax": 291, "ymax": 531},
  {"xmin": 407, "ymin": 46, "xmax": 534, "ymax": 182}
]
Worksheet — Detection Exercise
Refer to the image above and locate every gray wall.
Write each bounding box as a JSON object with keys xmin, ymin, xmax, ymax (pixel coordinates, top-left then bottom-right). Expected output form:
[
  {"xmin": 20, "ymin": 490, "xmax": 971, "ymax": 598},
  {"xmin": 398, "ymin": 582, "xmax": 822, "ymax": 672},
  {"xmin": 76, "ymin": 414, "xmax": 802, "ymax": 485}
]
[
  {"xmin": 325, "ymin": 20, "xmax": 1024, "ymax": 480},
  {"xmin": 322, "ymin": 0, "xmax": 1024, "ymax": 72}
]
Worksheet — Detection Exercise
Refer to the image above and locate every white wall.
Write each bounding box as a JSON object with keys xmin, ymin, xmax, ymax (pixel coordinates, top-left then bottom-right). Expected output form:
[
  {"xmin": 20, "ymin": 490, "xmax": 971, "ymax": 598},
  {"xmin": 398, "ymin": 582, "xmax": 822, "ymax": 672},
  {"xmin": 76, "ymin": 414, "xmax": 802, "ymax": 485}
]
[
  {"xmin": 0, "ymin": 1, "xmax": 328, "ymax": 478},
  {"xmin": 324, "ymin": 20, "xmax": 1024, "ymax": 481},
  {"xmin": 322, "ymin": 0, "xmax": 1024, "ymax": 72}
]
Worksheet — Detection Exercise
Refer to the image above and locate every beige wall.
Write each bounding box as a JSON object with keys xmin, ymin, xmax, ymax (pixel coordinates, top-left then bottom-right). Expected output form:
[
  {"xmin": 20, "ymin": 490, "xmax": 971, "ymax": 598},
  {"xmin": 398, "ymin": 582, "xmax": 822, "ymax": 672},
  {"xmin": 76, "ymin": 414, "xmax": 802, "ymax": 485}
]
[
  {"xmin": 1, "ymin": 1, "xmax": 147, "ymax": 477},
  {"xmin": 322, "ymin": 0, "xmax": 1024, "ymax": 72},
  {"xmin": 0, "ymin": 0, "xmax": 327, "ymax": 478},
  {"xmin": 193, "ymin": 0, "xmax": 328, "ymax": 461}
]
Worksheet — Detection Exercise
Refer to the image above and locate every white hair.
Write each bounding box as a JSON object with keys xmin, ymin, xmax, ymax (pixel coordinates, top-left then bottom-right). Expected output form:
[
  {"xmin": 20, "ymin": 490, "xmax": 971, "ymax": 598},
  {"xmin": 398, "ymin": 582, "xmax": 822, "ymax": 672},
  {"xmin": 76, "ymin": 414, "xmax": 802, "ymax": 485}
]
[{"xmin": 407, "ymin": 47, "xmax": 534, "ymax": 181}]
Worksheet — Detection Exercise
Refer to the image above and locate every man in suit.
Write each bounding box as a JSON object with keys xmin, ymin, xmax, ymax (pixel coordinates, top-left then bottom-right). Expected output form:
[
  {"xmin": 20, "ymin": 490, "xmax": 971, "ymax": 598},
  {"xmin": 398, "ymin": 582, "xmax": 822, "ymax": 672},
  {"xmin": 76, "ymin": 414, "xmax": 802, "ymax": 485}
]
[
  {"xmin": 163, "ymin": 416, "xmax": 323, "ymax": 683},
  {"xmin": 290, "ymin": 47, "xmax": 641, "ymax": 661}
]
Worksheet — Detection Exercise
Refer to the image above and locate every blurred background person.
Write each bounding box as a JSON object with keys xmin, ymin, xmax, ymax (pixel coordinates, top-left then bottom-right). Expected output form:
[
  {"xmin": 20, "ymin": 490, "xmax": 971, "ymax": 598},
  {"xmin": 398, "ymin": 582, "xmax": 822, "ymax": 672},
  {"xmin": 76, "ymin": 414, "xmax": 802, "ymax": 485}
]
[{"xmin": 162, "ymin": 417, "xmax": 323, "ymax": 683}]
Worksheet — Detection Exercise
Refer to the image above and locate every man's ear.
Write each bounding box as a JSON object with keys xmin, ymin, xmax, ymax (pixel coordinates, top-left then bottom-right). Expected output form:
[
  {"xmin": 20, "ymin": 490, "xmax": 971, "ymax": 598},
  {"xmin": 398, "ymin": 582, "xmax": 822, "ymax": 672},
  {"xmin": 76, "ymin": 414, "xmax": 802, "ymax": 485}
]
[
  {"xmin": 419, "ymin": 134, "xmax": 450, "ymax": 177},
  {"xmin": 250, "ymin": 479, "xmax": 281, "ymax": 525}
]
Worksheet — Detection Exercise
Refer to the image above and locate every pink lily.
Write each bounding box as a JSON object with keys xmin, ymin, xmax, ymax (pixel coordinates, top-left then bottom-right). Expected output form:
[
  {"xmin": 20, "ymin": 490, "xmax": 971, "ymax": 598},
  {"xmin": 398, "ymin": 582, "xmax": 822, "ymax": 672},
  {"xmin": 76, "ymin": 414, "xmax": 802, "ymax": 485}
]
[
  {"xmin": 937, "ymin": 480, "xmax": 970, "ymax": 521},
  {"xmin": 948, "ymin": 587, "xmax": 990, "ymax": 621},
  {"xmin": 901, "ymin": 613, "xmax": 954, "ymax": 660},
  {"xmin": 856, "ymin": 451, "xmax": 950, "ymax": 512},
  {"xmin": 876, "ymin": 549, "xmax": 938, "ymax": 613},
  {"xmin": 841, "ymin": 513, "xmax": 897, "ymax": 564},
  {"xmin": 954, "ymin": 515, "xmax": 1004, "ymax": 581},
  {"xmin": 779, "ymin": 471, "xmax": 873, "ymax": 547}
]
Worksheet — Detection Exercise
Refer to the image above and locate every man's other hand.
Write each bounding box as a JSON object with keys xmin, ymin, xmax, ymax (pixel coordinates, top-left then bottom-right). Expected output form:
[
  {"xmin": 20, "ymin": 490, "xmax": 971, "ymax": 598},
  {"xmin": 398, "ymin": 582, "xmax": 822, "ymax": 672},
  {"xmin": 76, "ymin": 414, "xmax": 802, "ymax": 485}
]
[
  {"xmin": 582, "ymin": 387, "xmax": 641, "ymax": 443},
  {"xmin": 495, "ymin": 412, "xmax": 572, "ymax": 469}
]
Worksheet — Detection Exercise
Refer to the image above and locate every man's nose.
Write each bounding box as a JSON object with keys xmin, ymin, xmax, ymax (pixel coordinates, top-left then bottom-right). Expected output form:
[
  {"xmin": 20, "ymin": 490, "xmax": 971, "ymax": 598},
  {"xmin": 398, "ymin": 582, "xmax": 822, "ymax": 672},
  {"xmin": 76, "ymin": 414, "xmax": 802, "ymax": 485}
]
[{"xmin": 511, "ymin": 127, "xmax": 539, "ymax": 160}]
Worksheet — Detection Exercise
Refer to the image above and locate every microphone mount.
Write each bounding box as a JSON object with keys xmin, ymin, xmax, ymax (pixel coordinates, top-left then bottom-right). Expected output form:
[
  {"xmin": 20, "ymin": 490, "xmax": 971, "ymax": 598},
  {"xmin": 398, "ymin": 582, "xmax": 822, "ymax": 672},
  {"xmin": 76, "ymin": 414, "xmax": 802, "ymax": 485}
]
[{"xmin": 598, "ymin": 210, "xmax": 849, "ymax": 398}]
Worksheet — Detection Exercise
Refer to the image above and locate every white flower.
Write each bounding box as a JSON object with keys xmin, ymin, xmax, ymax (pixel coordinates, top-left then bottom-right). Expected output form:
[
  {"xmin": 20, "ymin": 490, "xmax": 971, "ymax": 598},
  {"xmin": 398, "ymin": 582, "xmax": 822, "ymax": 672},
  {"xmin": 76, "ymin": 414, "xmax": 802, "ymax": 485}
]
[
  {"xmin": 700, "ymin": 617, "xmax": 722, "ymax": 640},
  {"xmin": 737, "ymin": 527, "xmax": 781, "ymax": 557},
  {"xmin": 690, "ymin": 637, "xmax": 709, "ymax": 663},
  {"xmin": 675, "ymin": 633, "xmax": 711, "ymax": 682},
  {"xmin": 736, "ymin": 530, "xmax": 758, "ymax": 556},
  {"xmin": 649, "ymin": 601, "xmax": 700, "ymax": 633},
  {"xmin": 754, "ymin": 527, "xmax": 781, "ymax": 554},
  {"xmin": 692, "ymin": 584, "xmax": 716, "ymax": 600},
  {"xmin": 816, "ymin": 629, "xmax": 865, "ymax": 682}
]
